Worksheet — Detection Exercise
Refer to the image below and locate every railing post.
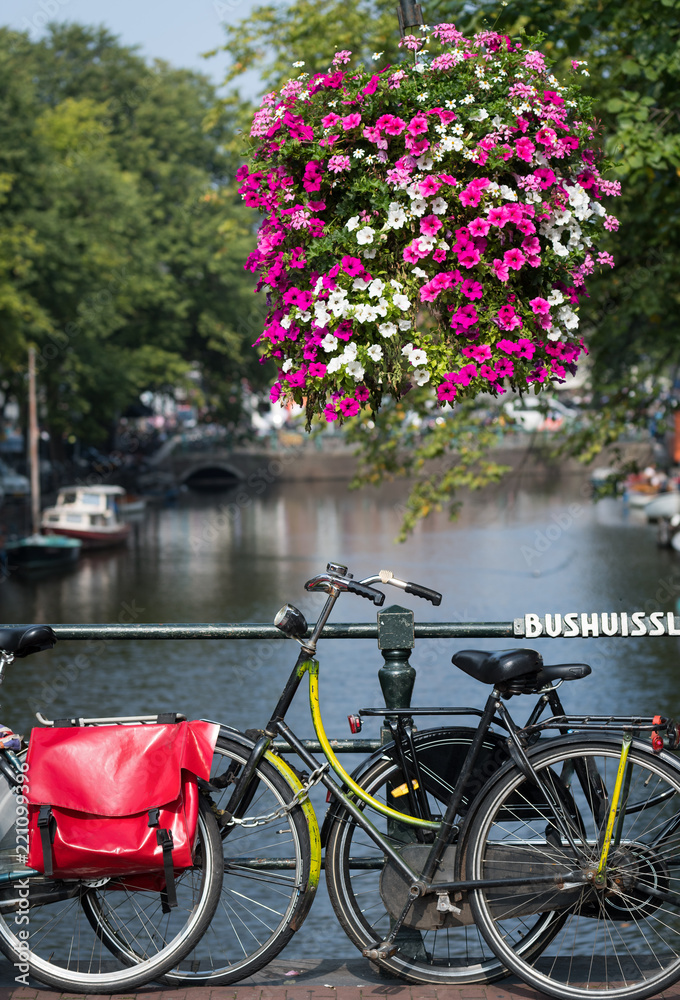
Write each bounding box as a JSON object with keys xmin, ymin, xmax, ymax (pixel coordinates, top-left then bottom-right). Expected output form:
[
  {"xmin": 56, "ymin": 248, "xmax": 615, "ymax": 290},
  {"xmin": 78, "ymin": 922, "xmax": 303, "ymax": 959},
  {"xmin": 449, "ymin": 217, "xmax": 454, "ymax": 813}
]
[{"xmin": 378, "ymin": 604, "xmax": 415, "ymax": 733}]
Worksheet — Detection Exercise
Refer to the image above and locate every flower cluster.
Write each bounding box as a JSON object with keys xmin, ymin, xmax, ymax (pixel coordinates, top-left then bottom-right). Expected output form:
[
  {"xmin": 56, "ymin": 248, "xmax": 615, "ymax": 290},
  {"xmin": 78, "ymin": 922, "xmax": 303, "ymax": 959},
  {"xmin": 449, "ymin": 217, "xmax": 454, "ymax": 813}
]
[{"xmin": 239, "ymin": 24, "xmax": 620, "ymax": 421}]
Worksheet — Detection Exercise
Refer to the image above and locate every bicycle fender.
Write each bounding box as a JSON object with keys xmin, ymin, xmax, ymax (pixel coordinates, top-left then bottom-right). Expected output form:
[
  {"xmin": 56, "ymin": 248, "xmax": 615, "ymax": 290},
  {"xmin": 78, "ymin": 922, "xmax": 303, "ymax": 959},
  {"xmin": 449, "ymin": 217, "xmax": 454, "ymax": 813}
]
[{"xmin": 214, "ymin": 724, "xmax": 321, "ymax": 928}]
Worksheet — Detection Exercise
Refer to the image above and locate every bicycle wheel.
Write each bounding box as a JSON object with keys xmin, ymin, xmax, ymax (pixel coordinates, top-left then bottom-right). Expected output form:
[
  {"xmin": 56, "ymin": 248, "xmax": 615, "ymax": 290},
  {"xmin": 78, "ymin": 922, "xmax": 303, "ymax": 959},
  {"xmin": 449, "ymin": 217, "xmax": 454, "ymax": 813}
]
[
  {"xmin": 325, "ymin": 727, "xmax": 565, "ymax": 984},
  {"xmin": 160, "ymin": 734, "xmax": 316, "ymax": 985},
  {"xmin": 0, "ymin": 794, "xmax": 223, "ymax": 993},
  {"xmin": 466, "ymin": 737, "xmax": 680, "ymax": 1000}
]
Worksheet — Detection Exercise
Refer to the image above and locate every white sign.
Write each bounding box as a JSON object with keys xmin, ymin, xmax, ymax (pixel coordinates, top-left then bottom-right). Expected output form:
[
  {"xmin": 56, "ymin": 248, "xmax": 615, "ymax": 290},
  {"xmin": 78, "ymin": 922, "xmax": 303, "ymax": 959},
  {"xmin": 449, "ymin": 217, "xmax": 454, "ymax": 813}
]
[{"xmin": 515, "ymin": 612, "xmax": 680, "ymax": 639}]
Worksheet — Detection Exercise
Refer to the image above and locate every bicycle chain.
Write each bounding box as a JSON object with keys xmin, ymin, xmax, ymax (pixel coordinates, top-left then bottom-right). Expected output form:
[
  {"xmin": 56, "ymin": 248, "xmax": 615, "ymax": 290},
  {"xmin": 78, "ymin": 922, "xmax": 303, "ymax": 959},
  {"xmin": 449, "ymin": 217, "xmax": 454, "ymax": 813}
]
[{"xmin": 223, "ymin": 762, "xmax": 330, "ymax": 828}]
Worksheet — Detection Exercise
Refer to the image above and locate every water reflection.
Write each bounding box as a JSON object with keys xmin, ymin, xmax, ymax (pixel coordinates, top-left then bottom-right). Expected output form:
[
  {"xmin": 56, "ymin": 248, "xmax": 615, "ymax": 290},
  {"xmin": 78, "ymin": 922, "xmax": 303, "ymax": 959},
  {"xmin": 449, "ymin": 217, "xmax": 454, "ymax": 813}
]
[{"xmin": 1, "ymin": 476, "xmax": 679, "ymax": 961}]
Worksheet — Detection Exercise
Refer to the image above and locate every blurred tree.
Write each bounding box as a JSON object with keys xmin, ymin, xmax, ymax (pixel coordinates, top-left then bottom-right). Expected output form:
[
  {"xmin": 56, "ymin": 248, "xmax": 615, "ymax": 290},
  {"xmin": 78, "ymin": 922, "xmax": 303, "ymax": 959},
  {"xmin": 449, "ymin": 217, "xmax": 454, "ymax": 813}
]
[{"xmin": 0, "ymin": 24, "xmax": 269, "ymax": 451}]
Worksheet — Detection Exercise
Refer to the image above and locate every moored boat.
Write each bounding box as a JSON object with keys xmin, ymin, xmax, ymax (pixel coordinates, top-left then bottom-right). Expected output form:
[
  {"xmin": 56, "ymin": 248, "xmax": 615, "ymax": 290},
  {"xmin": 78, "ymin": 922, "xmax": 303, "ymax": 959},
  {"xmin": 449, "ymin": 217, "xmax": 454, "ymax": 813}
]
[
  {"xmin": 4, "ymin": 534, "xmax": 81, "ymax": 574},
  {"xmin": 41, "ymin": 485, "xmax": 131, "ymax": 548}
]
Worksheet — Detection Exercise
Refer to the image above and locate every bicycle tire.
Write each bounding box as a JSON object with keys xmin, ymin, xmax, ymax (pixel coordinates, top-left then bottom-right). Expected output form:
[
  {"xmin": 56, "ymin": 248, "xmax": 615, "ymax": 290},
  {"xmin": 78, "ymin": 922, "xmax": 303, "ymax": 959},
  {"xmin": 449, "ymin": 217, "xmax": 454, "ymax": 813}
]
[
  {"xmin": 325, "ymin": 727, "xmax": 565, "ymax": 984},
  {"xmin": 0, "ymin": 794, "xmax": 223, "ymax": 993},
  {"xmin": 466, "ymin": 737, "xmax": 680, "ymax": 1000},
  {"xmin": 160, "ymin": 734, "xmax": 316, "ymax": 985}
]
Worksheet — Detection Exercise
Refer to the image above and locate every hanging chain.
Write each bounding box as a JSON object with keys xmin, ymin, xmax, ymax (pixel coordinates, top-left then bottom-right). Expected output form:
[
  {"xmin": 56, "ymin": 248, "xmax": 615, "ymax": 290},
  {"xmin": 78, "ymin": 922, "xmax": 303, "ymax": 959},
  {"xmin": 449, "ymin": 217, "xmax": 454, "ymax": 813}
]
[{"xmin": 223, "ymin": 762, "xmax": 330, "ymax": 828}]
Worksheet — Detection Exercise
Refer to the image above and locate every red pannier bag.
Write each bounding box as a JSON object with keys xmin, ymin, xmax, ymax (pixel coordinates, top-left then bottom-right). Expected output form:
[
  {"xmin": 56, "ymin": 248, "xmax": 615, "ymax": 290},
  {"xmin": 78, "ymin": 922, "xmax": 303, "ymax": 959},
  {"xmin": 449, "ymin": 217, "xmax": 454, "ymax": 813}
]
[{"xmin": 26, "ymin": 720, "xmax": 219, "ymax": 907}]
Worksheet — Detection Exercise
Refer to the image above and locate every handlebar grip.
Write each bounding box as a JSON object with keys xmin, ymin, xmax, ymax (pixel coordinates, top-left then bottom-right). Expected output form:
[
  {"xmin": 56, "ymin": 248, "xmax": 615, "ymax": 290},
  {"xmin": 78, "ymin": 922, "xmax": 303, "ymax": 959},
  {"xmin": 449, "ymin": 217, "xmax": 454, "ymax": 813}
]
[
  {"xmin": 346, "ymin": 580, "xmax": 385, "ymax": 606},
  {"xmin": 404, "ymin": 582, "xmax": 442, "ymax": 606}
]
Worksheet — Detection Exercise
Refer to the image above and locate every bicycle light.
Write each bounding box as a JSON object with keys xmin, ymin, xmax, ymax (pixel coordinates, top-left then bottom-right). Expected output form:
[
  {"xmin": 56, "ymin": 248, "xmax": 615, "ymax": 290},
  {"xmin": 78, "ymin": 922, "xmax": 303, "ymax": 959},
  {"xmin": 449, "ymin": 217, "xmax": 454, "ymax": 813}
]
[{"xmin": 274, "ymin": 604, "xmax": 308, "ymax": 639}]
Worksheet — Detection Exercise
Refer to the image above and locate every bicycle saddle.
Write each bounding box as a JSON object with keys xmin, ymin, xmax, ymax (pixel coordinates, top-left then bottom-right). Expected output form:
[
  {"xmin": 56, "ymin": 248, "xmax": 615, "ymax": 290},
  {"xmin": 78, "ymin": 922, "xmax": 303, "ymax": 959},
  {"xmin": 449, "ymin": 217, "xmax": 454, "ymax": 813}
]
[
  {"xmin": 452, "ymin": 648, "xmax": 591, "ymax": 690},
  {"xmin": 0, "ymin": 625, "xmax": 57, "ymax": 657}
]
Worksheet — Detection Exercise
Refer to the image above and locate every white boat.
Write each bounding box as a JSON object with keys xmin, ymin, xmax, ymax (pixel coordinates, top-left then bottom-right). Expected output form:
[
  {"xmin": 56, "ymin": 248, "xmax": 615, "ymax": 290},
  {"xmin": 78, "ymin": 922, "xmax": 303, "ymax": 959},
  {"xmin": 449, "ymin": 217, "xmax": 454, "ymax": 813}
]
[
  {"xmin": 41, "ymin": 485, "xmax": 131, "ymax": 549},
  {"xmin": 117, "ymin": 494, "xmax": 148, "ymax": 519},
  {"xmin": 645, "ymin": 492, "xmax": 680, "ymax": 522}
]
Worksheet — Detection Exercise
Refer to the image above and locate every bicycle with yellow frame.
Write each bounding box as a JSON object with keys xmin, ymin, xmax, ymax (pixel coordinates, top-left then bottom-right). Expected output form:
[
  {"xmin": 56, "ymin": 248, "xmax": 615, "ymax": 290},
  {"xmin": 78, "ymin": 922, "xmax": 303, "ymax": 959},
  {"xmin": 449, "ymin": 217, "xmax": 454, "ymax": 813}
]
[{"xmin": 153, "ymin": 563, "xmax": 680, "ymax": 1000}]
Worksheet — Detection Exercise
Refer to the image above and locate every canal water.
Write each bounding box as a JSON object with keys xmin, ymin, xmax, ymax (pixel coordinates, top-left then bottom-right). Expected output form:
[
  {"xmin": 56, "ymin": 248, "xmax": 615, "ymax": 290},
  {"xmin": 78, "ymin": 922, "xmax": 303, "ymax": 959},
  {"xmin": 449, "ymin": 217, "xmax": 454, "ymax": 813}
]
[{"xmin": 1, "ymin": 474, "xmax": 679, "ymax": 960}]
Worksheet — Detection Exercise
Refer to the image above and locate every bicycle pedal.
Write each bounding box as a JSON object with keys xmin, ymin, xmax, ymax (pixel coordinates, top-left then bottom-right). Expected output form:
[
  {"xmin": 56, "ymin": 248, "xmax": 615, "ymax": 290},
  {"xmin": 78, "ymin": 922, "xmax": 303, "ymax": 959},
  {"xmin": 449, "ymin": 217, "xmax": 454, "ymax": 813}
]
[{"xmin": 362, "ymin": 942, "xmax": 397, "ymax": 961}]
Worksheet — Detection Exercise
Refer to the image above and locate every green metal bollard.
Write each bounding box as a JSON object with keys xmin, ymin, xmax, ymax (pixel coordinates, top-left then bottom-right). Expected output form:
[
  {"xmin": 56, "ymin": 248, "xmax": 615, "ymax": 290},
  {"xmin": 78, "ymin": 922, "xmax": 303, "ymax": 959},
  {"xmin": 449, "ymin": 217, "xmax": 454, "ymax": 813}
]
[{"xmin": 378, "ymin": 604, "xmax": 415, "ymax": 732}]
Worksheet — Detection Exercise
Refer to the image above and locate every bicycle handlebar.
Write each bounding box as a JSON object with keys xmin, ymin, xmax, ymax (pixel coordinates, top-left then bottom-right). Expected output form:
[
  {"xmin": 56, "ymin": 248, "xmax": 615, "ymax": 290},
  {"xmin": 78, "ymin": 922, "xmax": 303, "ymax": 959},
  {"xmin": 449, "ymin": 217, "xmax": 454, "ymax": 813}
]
[{"xmin": 345, "ymin": 580, "xmax": 385, "ymax": 606}]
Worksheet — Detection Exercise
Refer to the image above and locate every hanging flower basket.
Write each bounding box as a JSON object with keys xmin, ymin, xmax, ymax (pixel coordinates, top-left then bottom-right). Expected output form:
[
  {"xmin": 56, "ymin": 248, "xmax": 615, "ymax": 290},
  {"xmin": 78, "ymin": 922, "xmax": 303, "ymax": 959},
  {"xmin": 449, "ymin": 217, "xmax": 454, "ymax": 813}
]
[{"xmin": 238, "ymin": 24, "xmax": 620, "ymax": 423}]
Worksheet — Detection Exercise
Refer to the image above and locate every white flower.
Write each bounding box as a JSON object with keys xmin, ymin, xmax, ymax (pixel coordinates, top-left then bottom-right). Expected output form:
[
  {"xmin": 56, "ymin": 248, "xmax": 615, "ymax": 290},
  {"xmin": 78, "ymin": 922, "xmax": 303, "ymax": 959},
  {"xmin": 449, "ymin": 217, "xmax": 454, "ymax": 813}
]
[
  {"xmin": 479, "ymin": 80, "xmax": 491, "ymax": 90},
  {"xmin": 352, "ymin": 276, "xmax": 371, "ymax": 290},
  {"xmin": 362, "ymin": 248, "xmax": 377, "ymax": 258},
  {"xmin": 354, "ymin": 303, "xmax": 378, "ymax": 323},
  {"xmin": 356, "ymin": 226, "xmax": 375, "ymax": 245},
  {"xmin": 547, "ymin": 289, "xmax": 565, "ymax": 306},
  {"xmin": 367, "ymin": 344, "xmax": 383, "ymax": 361},
  {"xmin": 292, "ymin": 60, "xmax": 305, "ymax": 67},
  {"xmin": 372, "ymin": 51, "xmax": 384, "ymax": 60},
  {"xmin": 353, "ymin": 149, "xmax": 365, "ymax": 159},
  {"xmin": 445, "ymin": 99, "xmax": 457, "ymax": 109},
  {"xmin": 368, "ymin": 278, "xmax": 385, "ymax": 298},
  {"xmin": 379, "ymin": 322, "xmax": 397, "ymax": 338},
  {"xmin": 416, "ymin": 89, "xmax": 429, "ymax": 99},
  {"xmin": 431, "ymin": 197, "xmax": 448, "ymax": 215},
  {"xmin": 398, "ymin": 319, "xmax": 412, "ymax": 331},
  {"xmin": 346, "ymin": 360, "xmax": 365, "ymax": 380},
  {"xmin": 327, "ymin": 356, "xmax": 343, "ymax": 373},
  {"xmin": 282, "ymin": 359, "xmax": 293, "ymax": 372},
  {"xmin": 410, "ymin": 197, "xmax": 427, "ymax": 217},
  {"xmin": 461, "ymin": 94, "xmax": 475, "ymax": 105},
  {"xmin": 389, "ymin": 279, "xmax": 403, "ymax": 290},
  {"xmin": 393, "ymin": 294, "xmax": 411, "ymax": 311},
  {"xmin": 374, "ymin": 297, "xmax": 388, "ymax": 317},
  {"xmin": 416, "ymin": 154, "xmax": 434, "ymax": 171},
  {"xmin": 552, "ymin": 239, "xmax": 569, "ymax": 258},
  {"xmin": 401, "ymin": 342, "xmax": 414, "ymax": 356},
  {"xmin": 547, "ymin": 328, "xmax": 562, "ymax": 342},
  {"xmin": 280, "ymin": 315, "xmax": 292, "ymax": 329},
  {"xmin": 558, "ymin": 306, "xmax": 579, "ymax": 330},
  {"xmin": 413, "ymin": 368, "xmax": 430, "ymax": 386},
  {"xmin": 412, "ymin": 266, "xmax": 428, "ymax": 278},
  {"xmin": 346, "ymin": 215, "xmax": 360, "ymax": 231},
  {"xmin": 321, "ymin": 334, "xmax": 338, "ymax": 352},
  {"xmin": 341, "ymin": 342, "xmax": 358, "ymax": 362},
  {"xmin": 409, "ymin": 348, "xmax": 428, "ymax": 366},
  {"xmin": 297, "ymin": 311, "xmax": 311, "ymax": 322},
  {"xmin": 469, "ymin": 108, "xmax": 489, "ymax": 121},
  {"xmin": 500, "ymin": 185, "xmax": 518, "ymax": 202},
  {"xmin": 441, "ymin": 136, "xmax": 464, "ymax": 152},
  {"xmin": 491, "ymin": 115, "xmax": 504, "ymax": 128},
  {"xmin": 590, "ymin": 201, "xmax": 606, "ymax": 217},
  {"xmin": 387, "ymin": 202, "xmax": 407, "ymax": 228}
]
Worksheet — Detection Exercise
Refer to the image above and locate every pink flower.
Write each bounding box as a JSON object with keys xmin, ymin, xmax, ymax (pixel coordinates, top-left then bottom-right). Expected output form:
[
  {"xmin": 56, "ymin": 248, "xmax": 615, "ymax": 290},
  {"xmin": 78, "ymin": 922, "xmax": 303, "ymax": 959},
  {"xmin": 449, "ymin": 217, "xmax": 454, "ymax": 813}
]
[
  {"xmin": 491, "ymin": 259, "xmax": 510, "ymax": 282},
  {"xmin": 462, "ymin": 344, "xmax": 492, "ymax": 362},
  {"xmin": 468, "ymin": 217, "xmax": 490, "ymax": 237},
  {"xmin": 419, "ymin": 177, "xmax": 442, "ymax": 196},
  {"xmin": 497, "ymin": 338, "xmax": 519, "ymax": 354},
  {"xmin": 437, "ymin": 382, "xmax": 458, "ymax": 402},
  {"xmin": 515, "ymin": 137, "xmax": 536, "ymax": 162},
  {"xmin": 355, "ymin": 385, "xmax": 370, "ymax": 402},
  {"xmin": 479, "ymin": 364, "xmax": 498, "ymax": 382},
  {"xmin": 270, "ymin": 382, "xmax": 283, "ymax": 402},
  {"xmin": 383, "ymin": 115, "xmax": 407, "ymax": 136},
  {"xmin": 341, "ymin": 113, "xmax": 362, "ymax": 130},
  {"xmin": 450, "ymin": 304, "xmax": 479, "ymax": 330},
  {"xmin": 524, "ymin": 51, "xmax": 546, "ymax": 72},
  {"xmin": 603, "ymin": 215, "xmax": 619, "ymax": 231},
  {"xmin": 332, "ymin": 50, "xmax": 352, "ymax": 65},
  {"xmin": 488, "ymin": 206, "xmax": 511, "ymax": 227},
  {"xmin": 420, "ymin": 215, "xmax": 442, "ymax": 236},
  {"xmin": 449, "ymin": 363, "xmax": 478, "ymax": 386},
  {"xmin": 338, "ymin": 397, "xmax": 360, "ymax": 416},
  {"xmin": 321, "ymin": 113, "xmax": 341, "ymax": 129},
  {"xmin": 308, "ymin": 362, "xmax": 327, "ymax": 377},
  {"xmin": 497, "ymin": 305, "xmax": 522, "ymax": 331},
  {"xmin": 458, "ymin": 247, "xmax": 482, "ymax": 268},
  {"xmin": 495, "ymin": 358, "xmax": 515, "ymax": 378},
  {"xmin": 405, "ymin": 136, "xmax": 430, "ymax": 155},
  {"xmin": 324, "ymin": 404, "xmax": 339, "ymax": 421},
  {"xmin": 286, "ymin": 370, "xmax": 307, "ymax": 387},
  {"xmin": 504, "ymin": 248, "xmax": 526, "ymax": 271},
  {"xmin": 459, "ymin": 186, "xmax": 481, "ymax": 208},
  {"xmin": 328, "ymin": 155, "xmax": 350, "ymax": 173},
  {"xmin": 433, "ymin": 248, "xmax": 447, "ymax": 262},
  {"xmin": 341, "ymin": 255, "xmax": 365, "ymax": 276},
  {"xmin": 597, "ymin": 251, "xmax": 615, "ymax": 268},
  {"xmin": 303, "ymin": 160, "xmax": 324, "ymax": 192},
  {"xmin": 534, "ymin": 167, "xmax": 556, "ymax": 189},
  {"xmin": 516, "ymin": 339, "xmax": 536, "ymax": 359},
  {"xmin": 529, "ymin": 297, "xmax": 551, "ymax": 316},
  {"xmin": 536, "ymin": 126, "xmax": 558, "ymax": 147},
  {"xmin": 522, "ymin": 236, "xmax": 541, "ymax": 256},
  {"xmin": 460, "ymin": 279, "xmax": 483, "ymax": 300},
  {"xmin": 407, "ymin": 115, "xmax": 429, "ymax": 136}
]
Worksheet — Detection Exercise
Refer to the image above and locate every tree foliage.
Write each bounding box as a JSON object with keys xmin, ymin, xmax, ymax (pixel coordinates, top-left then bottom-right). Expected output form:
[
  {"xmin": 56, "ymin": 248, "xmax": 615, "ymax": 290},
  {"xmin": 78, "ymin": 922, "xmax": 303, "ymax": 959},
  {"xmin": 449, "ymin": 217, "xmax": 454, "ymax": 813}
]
[{"xmin": 0, "ymin": 24, "xmax": 268, "ymax": 449}]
